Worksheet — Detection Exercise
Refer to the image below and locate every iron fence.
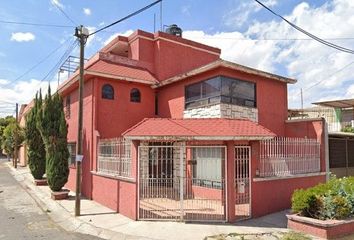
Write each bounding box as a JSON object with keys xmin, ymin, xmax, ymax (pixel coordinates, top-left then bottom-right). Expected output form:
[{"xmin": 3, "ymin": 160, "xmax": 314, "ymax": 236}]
[
  {"xmin": 259, "ymin": 137, "xmax": 320, "ymax": 177},
  {"xmin": 97, "ymin": 138, "xmax": 132, "ymax": 178}
]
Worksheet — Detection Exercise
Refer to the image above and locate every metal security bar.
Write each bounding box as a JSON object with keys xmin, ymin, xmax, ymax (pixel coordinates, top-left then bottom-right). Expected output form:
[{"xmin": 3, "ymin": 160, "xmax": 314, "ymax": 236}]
[
  {"xmin": 97, "ymin": 138, "xmax": 132, "ymax": 177},
  {"xmin": 235, "ymin": 146, "xmax": 251, "ymax": 221},
  {"xmin": 138, "ymin": 144, "xmax": 226, "ymax": 222},
  {"xmin": 260, "ymin": 137, "xmax": 320, "ymax": 177}
]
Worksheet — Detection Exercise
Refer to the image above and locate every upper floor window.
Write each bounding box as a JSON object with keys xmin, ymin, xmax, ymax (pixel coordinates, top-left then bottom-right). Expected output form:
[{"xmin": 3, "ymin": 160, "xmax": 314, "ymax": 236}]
[
  {"xmin": 65, "ymin": 95, "xmax": 71, "ymax": 119},
  {"xmin": 185, "ymin": 76, "xmax": 256, "ymax": 109},
  {"xmin": 102, "ymin": 84, "xmax": 114, "ymax": 100},
  {"xmin": 130, "ymin": 88, "xmax": 141, "ymax": 103}
]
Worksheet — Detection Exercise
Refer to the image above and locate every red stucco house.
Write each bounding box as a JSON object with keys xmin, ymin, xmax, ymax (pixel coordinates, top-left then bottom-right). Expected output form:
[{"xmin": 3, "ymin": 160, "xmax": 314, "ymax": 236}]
[{"xmin": 57, "ymin": 29, "xmax": 327, "ymax": 222}]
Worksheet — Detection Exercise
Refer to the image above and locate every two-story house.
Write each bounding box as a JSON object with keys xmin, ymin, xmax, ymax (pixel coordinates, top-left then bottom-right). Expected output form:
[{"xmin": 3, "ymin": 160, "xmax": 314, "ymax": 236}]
[{"xmin": 56, "ymin": 28, "xmax": 327, "ymax": 222}]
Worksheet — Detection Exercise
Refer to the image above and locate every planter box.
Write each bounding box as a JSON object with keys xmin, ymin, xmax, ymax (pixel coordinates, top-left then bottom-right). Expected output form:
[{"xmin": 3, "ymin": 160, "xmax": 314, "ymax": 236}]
[
  {"xmin": 51, "ymin": 189, "xmax": 69, "ymax": 200},
  {"xmin": 287, "ymin": 214, "xmax": 354, "ymax": 239},
  {"xmin": 34, "ymin": 179, "xmax": 47, "ymax": 186}
]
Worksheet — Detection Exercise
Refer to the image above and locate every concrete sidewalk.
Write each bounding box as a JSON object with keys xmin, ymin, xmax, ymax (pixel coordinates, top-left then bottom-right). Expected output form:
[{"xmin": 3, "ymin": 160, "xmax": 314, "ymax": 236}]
[{"xmin": 8, "ymin": 163, "xmax": 295, "ymax": 240}]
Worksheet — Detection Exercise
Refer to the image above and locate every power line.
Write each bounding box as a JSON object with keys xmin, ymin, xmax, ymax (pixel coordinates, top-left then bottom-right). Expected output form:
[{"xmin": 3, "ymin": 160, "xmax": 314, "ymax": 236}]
[
  {"xmin": 14, "ymin": 37, "xmax": 73, "ymax": 82},
  {"xmin": 40, "ymin": 39, "xmax": 78, "ymax": 85},
  {"xmin": 303, "ymin": 60, "xmax": 354, "ymax": 93},
  {"xmin": 254, "ymin": 0, "xmax": 354, "ymax": 54},
  {"xmin": 0, "ymin": 19, "xmax": 73, "ymax": 28},
  {"xmin": 89, "ymin": 0, "xmax": 162, "ymax": 36},
  {"xmin": 51, "ymin": 0, "xmax": 77, "ymax": 26}
]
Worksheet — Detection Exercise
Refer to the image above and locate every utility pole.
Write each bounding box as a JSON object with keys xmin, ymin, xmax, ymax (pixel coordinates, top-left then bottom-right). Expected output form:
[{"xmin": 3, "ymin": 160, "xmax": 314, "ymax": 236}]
[
  {"xmin": 14, "ymin": 103, "xmax": 18, "ymax": 168},
  {"xmin": 74, "ymin": 25, "xmax": 89, "ymax": 217}
]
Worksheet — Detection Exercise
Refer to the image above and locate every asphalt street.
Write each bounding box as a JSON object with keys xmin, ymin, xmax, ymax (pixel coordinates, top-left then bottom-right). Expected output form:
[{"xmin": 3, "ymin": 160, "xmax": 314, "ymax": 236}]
[{"xmin": 0, "ymin": 157, "xmax": 102, "ymax": 240}]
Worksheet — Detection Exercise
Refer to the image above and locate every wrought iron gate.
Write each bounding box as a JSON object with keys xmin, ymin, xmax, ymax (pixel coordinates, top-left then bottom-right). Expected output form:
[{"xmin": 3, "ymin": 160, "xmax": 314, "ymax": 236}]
[
  {"xmin": 234, "ymin": 146, "xmax": 251, "ymax": 220},
  {"xmin": 138, "ymin": 145, "xmax": 226, "ymax": 222}
]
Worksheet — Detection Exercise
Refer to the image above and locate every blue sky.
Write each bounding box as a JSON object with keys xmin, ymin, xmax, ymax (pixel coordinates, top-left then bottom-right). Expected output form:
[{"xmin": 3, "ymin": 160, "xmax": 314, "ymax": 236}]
[{"xmin": 0, "ymin": 0, "xmax": 353, "ymax": 116}]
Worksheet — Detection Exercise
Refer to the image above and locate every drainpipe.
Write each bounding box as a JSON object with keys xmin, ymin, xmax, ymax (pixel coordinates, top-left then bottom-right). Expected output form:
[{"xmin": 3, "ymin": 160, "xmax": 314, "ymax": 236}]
[{"xmin": 324, "ymin": 120, "xmax": 330, "ymax": 182}]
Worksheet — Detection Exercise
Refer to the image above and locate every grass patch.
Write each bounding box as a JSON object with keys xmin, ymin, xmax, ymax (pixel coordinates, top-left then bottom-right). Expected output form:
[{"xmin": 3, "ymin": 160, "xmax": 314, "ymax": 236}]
[{"xmin": 281, "ymin": 231, "xmax": 311, "ymax": 240}]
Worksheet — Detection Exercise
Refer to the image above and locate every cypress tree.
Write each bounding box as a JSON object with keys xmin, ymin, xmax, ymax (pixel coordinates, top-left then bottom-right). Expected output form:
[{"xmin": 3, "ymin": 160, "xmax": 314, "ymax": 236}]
[
  {"xmin": 37, "ymin": 86, "xmax": 69, "ymax": 192},
  {"xmin": 25, "ymin": 91, "xmax": 46, "ymax": 180}
]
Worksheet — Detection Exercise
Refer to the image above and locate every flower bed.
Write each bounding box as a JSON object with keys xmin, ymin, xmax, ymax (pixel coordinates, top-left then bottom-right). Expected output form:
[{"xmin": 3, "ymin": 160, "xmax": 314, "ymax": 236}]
[{"xmin": 288, "ymin": 177, "xmax": 354, "ymax": 239}]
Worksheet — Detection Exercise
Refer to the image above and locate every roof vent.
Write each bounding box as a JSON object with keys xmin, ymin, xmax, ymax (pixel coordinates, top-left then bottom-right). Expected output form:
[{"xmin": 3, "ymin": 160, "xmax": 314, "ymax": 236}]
[{"xmin": 165, "ymin": 24, "xmax": 182, "ymax": 37}]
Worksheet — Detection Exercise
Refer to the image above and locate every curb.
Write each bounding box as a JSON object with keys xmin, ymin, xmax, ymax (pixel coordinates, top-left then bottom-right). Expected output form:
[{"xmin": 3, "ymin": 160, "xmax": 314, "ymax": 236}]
[{"xmin": 6, "ymin": 163, "xmax": 157, "ymax": 240}]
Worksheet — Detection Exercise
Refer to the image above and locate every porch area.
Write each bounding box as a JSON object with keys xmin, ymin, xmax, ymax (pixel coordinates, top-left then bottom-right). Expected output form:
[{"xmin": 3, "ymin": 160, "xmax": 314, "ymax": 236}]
[{"xmin": 105, "ymin": 118, "xmax": 324, "ymax": 222}]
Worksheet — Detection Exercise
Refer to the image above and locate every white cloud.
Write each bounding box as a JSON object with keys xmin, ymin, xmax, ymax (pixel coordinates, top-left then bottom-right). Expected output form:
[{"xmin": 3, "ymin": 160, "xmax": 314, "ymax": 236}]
[
  {"xmin": 11, "ymin": 32, "xmax": 35, "ymax": 42},
  {"xmin": 0, "ymin": 78, "xmax": 58, "ymax": 117},
  {"xmin": 103, "ymin": 30, "xmax": 134, "ymax": 46},
  {"xmin": 223, "ymin": 0, "xmax": 277, "ymax": 28},
  {"xmin": 0, "ymin": 79, "xmax": 9, "ymax": 85},
  {"xmin": 83, "ymin": 8, "xmax": 91, "ymax": 16}
]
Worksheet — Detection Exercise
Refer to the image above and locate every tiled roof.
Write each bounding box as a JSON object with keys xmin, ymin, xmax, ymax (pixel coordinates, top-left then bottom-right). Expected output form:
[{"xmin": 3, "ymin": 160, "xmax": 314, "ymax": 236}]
[
  {"xmin": 123, "ymin": 118, "xmax": 276, "ymax": 140},
  {"xmin": 87, "ymin": 60, "xmax": 157, "ymax": 83}
]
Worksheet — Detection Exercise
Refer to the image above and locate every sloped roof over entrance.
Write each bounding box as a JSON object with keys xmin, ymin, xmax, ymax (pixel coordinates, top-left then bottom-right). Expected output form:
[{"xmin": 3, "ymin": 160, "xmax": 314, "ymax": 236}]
[{"xmin": 123, "ymin": 118, "xmax": 276, "ymax": 141}]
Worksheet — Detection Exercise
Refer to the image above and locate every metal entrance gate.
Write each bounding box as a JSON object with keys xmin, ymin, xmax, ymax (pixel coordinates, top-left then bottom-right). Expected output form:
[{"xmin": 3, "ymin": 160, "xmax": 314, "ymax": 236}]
[
  {"xmin": 138, "ymin": 145, "xmax": 226, "ymax": 221},
  {"xmin": 235, "ymin": 146, "xmax": 251, "ymax": 220}
]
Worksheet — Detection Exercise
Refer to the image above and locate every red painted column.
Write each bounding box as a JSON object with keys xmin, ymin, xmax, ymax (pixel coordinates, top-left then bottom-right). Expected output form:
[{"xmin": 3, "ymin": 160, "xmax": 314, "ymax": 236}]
[
  {"xmin": 226, "ymin": 141, "xmax": 235, "ymax": 222},
  {"xmin": 132, "ymin": 140, "xmax": 139, "ymax": 220}
]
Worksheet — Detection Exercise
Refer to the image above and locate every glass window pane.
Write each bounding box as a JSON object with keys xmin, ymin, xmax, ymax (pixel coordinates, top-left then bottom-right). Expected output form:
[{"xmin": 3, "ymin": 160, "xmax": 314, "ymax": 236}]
[
  {"xmin": 130, "ymin": 88, "xmax": 141, "ymax": 102},
  {"xmin": 186, "ymin": 82, "xmax": 201, "ymax": 102},
  {"xmin": 202, "ymin": 77, "xmax": 221, "ymax": 98},
  {"xmin": 102, "ymin": 84, "xmax": 114, "ymax": 100},
  {"xmin": 221, "ymin": 77, "xmax": 256, "ymax": 107}
]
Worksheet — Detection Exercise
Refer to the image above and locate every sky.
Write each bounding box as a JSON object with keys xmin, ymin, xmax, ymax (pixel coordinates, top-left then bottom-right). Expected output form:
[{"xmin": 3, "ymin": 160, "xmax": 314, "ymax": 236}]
[{"xmin": 0, "ymin": 0, "xmax": 354, "ymax": 117}]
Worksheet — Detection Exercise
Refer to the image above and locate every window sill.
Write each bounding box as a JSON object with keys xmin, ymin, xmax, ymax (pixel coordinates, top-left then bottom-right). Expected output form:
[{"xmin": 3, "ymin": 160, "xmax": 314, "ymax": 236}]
[
  {"xmin": 91, "ymin": 171, "xmax": 136, "ymax": 183},
  {"xmin": 253, "ymin": 172, "xmax": 327, "ymax": 182}
]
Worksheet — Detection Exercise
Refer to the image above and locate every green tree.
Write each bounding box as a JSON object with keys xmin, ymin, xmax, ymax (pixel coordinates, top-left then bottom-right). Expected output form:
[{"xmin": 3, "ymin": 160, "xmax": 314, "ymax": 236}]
[
  {"xmin": 25, "ymin": 91, "xmax": 46, "ymax": 180},
  {"xmin": 37, "ymin": 86, "xmax": 69, "ymax": 192},
  {"xmin": 0, "ymin": 116, "xmax": 15, "ymax": 152},
  {"xmin": 2, "ymin": 122, "xmax": 24, "ymax": 158}
]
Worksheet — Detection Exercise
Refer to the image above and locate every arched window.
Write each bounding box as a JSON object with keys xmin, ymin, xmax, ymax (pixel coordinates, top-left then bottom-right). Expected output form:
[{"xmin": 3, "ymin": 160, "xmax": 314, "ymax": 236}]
[
  {"xmin": 102, "ymin": 84, "xmax": 114, "ymax": 100},
  {"xmin": 130, "ymin": 88, "xmax": 141, "ymax": 102}
]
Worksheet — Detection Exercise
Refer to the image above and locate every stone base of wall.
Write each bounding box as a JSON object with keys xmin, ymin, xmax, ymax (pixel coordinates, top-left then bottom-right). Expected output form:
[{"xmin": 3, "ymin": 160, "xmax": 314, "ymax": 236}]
[
  {"xmin": 183, "ymin": 104, "xmax": 258, "ymax": 122},
  {"xmin": 287, "ymin": 214, "xmax": 354, "ymax": 239}
]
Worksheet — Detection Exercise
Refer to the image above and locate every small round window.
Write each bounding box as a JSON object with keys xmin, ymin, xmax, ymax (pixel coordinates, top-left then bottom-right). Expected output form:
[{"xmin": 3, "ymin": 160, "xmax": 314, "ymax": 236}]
[{"xmin": 102, "ymin": 84, "xmax": 114, "ymax": 100}]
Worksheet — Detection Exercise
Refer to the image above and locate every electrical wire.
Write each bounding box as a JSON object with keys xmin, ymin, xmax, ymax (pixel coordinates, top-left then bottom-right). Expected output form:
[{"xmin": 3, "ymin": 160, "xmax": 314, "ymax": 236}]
[
  {"xmin": 13, "ymin": 37, "xmax": 73, "ymax": 82},
  {"xmin": 0, "ymin": 19, "xmax": 73, "ymax": 28},
  {"xmin": 89, "ymin": 0, "xmax": 162, "ymax": 36},
  {"xmin": 254, "ymin": 0, "xmax": 354, "ymax": 54},
  {"xmin": 40, "ymin": 39, "xmax": 78, "ymax": 85},
  {"xmin": 303, "ymin": 60, "xmax": 354, "ymax": 93},
  {"xmin": 51, "ymin": 0, "xmax": 77, "ymax": 26}
]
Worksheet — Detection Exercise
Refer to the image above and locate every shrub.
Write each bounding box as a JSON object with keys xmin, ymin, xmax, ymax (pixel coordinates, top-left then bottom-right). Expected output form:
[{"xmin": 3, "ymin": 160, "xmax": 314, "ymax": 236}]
[
  {"xmin": 37, "ymin": 87, "xmax": 69, "ymax": 192},
  {"xmin": 291, "ymin": 177, "xmax": 354, "ymax": 220},
  {"xmin": 25, "ymin": 91, "xmax": 46, "ymax": 180}
]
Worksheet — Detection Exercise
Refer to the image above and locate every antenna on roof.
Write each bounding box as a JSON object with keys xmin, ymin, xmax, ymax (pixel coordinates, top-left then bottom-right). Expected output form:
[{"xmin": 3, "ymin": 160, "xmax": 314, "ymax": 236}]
[
  {"xmin": 160, "ymin": 0, "xmax": 163, "ymax": 31},
  {"xmin": 154, "ymin": 13, "xmax": 156, "ymax": 32}
]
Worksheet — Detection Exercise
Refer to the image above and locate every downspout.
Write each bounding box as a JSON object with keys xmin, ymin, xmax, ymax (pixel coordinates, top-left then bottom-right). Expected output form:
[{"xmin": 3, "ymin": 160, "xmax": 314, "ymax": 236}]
[{"xmin": 324, "ymin": 120, "xmax": 330, "ymax": 181}]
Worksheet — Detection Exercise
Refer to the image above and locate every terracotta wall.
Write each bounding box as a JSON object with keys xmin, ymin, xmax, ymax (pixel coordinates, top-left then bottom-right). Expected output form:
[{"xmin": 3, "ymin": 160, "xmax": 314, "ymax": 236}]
[
  {"xmin": 63, "ymin": 78, "xmax": 94, "ymax": 199},
  {"xmin": 251, "ymin": 138, "xmax": 326, "ymax": 217},
  {"xmin": 157, "ymin": 67, "xmax": 288, "ymax": 136},
  {"xmin": 285, "ymin": 119, "xmax": 326, "ymax": 172}
]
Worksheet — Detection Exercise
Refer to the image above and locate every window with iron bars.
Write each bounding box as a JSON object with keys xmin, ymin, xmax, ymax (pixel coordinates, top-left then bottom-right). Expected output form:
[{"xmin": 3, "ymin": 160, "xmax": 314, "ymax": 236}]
[
  {"xmin": 67, "ymin": 142, "xmax": 76, "ymax": 166},
  {"xmin": 97, "ymin": 138, "xmax": 132, "ymax": 178}
]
